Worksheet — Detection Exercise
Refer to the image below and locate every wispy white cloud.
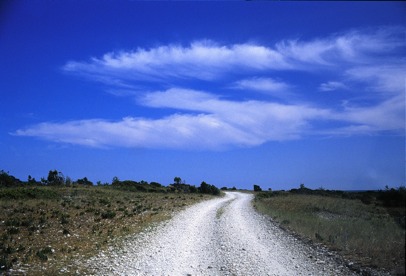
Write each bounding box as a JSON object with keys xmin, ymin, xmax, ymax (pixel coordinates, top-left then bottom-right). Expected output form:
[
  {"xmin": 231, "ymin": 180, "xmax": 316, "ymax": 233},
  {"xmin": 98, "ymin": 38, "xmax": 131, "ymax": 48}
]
[
  {"xmin": 14, "ymin": 115, "xmax": 249, "ymax": 150},
  {"xmin": 64, "ymin": 27, "xmax": 404, "ymax": 84},
  {"xmin": 63, "ymin": 40, "xmax": 290, "ymax": 82},
  {"xmin": 14, "ymin": 26, "xmax": 405, "ymax": 149},
  {"xmin": 275, "ymin": 26, "xmax": 404, "ymax": 68},
  {"xmin": 319, "ymin": 81, "xmax": 348, "ymax": 92},
  {"xmin": 14, "ymin": 87, "xmax": 404, "ymax": 149},
  {"xmin": 140, "ymin": 88, "xmax": 328, "ymax": 132},
  {"xmin": 232, "ymin": 77, "xmax": 292, "ymax": 98},
  {"xmin": 62, "ymin": 26, "xmax": 405, "ymax": 101},
  {"xmin": 13, "ymin": 91, "xmax": 325, "ymax": 149},
  {"xmin": 346, "ymin": 63, "xmax": 406, "ymax": 95},
  {"xmin": 334, "ymin": 94, "xmax": 405, "ymax": 133},
  {"xmin": 141, "ymin": 88, "xmax": 404, "ymax": 136}
]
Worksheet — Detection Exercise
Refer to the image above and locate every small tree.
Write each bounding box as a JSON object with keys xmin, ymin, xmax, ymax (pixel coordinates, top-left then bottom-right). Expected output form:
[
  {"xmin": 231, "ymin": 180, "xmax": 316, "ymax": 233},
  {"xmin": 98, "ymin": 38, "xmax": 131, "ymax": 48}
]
[
  {"xmin": 189, "ymin": 185, "xmax": 198, "ymax": 193},
  {"xmin": 211, "ymin": 185, "xmax": 220, "ymax": 195},
  {"xmin": 0, "ymin": 170, "xmax": 22, "ymax": 187},
  {"xmin": 199, "ymin": 181, "xmax": 210, "ymax": 193},
  {"xmin": 65, "ymin": 176, "xmax": 72, "ymax": 186},
  {"xmin": 112, "ymin": 176, "xmax": 120, "ymax": 186},
  {"xmin": 253, "ymin": 184, "xmax": 262, "ymax": 192},
  {"xmin": 76, "ymin": 177, "xmax": 93, "ymax": 186},
  {"xmin": 28, "ymin": 175, "xmax": 37, "ymax": 185},
  {"xmin": 47, "ymin": 170, "xmax": 64, "ymax": 186},
  {"xmin": 198, "ymin": 181, "xmax": 220, "ymax": 195},
  {"xmin": 174, "ymin": 176, "xmax": 181, "ymax": 185}
]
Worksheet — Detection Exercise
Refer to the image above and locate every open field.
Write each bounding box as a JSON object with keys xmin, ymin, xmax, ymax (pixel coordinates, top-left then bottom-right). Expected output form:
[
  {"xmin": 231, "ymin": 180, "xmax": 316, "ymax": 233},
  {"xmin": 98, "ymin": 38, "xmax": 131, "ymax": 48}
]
[
  {"xmin": 0, "ymin": 186, "xmax": 214, "ymax": 274},
  {"xmin": 1, "ymin": 173, "xmax": 404, "ymax": 275},
  {"xmin": 253, "ymin": 189, "xmax": 405, "ymax": 275}
]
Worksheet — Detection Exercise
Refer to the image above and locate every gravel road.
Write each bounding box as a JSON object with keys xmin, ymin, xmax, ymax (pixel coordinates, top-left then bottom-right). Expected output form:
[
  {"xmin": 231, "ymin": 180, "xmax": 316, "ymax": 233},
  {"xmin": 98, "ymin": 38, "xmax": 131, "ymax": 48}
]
[{"xmin": 83, "ymin": 192, "xmax": 355, "ymax": 275}]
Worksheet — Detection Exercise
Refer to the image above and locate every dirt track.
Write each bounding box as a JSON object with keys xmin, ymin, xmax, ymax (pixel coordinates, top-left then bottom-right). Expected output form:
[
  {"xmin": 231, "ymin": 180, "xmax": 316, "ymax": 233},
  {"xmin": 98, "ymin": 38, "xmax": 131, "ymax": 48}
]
[{"xmin": 83, "ymin": 192, "xmax": 355, "ymax": 275}]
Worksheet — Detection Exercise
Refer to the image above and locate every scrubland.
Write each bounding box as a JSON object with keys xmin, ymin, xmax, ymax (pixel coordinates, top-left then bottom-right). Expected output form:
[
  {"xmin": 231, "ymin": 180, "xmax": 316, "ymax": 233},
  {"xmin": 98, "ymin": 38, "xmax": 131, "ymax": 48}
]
[
  {"xmin": 254, "ymin": 188, "xmax": 405, "ymax": 275},
  {"xmin": 0, "ymin": 186, "xmax": 213, "ymax": 274}
]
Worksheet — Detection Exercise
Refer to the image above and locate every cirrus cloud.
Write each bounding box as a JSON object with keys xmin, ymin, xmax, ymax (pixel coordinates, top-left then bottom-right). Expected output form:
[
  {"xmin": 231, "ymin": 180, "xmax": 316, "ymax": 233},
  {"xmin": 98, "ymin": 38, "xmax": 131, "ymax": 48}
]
[
  {"xmin": 63, "ymin": 40, "xmax": 290, "ymax": 83},
  {"xmin": 231, "ymin": 77, "xmax": 293, "ymax": 99},
  {"xmin": 14, "ymin": 26, "xmax": 405, "ymax": 150},
  {"xmin": 14, "ymin": 87, "xmax": 404, "ymax": 149},
  {"xmin": 63, "ymin": 27, "xmax": 404, "ymax": 86},
  {"xmin": 15, "ymin": 89, "xmax": 330, "ymax": 149},
  {"xmin": 319, "ymin": 81, "xmax": 348, "ymax": 92}
]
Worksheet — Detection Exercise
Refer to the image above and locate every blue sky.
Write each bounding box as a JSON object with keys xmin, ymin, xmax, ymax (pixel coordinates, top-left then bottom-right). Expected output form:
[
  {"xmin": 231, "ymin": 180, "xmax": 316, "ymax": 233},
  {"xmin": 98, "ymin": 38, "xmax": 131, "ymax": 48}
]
[{"xmin": 1, "ymin": 1, "xmax": 405, "ymax": 190}]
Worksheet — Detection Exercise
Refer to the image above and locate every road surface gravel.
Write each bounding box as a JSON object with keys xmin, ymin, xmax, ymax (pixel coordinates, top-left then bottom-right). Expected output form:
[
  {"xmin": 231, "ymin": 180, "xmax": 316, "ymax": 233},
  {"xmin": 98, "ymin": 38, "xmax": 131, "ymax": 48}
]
[{"xmin": 83, "ymin": 192, "xmax": 356, "ymax": 275}]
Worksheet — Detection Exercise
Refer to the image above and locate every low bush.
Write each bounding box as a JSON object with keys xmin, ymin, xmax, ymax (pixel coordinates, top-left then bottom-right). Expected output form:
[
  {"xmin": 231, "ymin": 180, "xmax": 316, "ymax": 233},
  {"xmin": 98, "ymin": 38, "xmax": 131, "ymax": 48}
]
[
  {"xmin": 7, "ymin": 227, "xmax": 20, "ymax": 235},
  {"xmin": 0, "ymin": 256, "xmax": 13, "ymax": 271},
  {"xmin": 0, "ymin": 187, "xmax": 60, "ymax": 200},
  {"xmin": 36, "ymin": 246, "xmax": 53, "ymax": 261},
  {"xmin": 101, "ymin": 210, "xmax": 116, "ymax": 219}
]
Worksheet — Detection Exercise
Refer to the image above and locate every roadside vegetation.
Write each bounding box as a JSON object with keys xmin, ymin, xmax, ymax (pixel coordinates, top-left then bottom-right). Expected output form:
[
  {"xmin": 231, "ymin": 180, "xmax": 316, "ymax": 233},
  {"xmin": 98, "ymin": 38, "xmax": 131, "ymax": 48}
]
[
  {"xmin": 0, "ymin": 170, "xmax": 220, "ymax": 274},
  {"xmin": 253, "ymin": 184, "xmax": 405, "ymax": 275}
]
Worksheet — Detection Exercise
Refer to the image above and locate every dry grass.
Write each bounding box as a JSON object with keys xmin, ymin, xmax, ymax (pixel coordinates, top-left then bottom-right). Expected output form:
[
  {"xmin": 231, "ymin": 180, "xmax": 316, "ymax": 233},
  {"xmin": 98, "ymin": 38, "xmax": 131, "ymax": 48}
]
[
  {"xmin": 254, "ymin": 193, "xmax": 405, "ymax": 274},
  {"xmin": 0, "ymin": 186, "xmax": 213, "ymax": 274}
]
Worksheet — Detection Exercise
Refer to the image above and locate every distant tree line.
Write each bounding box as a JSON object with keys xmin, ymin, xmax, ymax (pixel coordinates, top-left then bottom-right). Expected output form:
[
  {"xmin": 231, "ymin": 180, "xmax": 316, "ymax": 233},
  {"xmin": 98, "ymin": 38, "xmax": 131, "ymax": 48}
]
[
  {"xmin": 111, "ymin": 176, "xmax": 162, "ymax": 192},
  {"xmin": 256, "ymin": 182, "xmax": 406, "ymax": 208},
  {"xmin": 0, "ymin": 170, "xmax": 221, "ymax": 195},
  {"xmin": 221, "ymin": 186, "xmax": 237, "ymax": 191},
  {"xmin": 169, "ymin": 177, "xmax": 220, "ymax": 195},
  {"xmin": 0, "ymin": 170, "xmax": 96, "ymax": 187},
  {"xmin": 0, "ymin": 170, "xmax": 24, "ymax": 187}
]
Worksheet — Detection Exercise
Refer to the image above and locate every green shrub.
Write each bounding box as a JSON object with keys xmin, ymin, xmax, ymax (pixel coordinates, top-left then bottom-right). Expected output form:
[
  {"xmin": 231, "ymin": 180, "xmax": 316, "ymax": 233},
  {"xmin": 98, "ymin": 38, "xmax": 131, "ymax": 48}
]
[
  {"xmin": 198, "ymin": 181, "xmax": 220, "ymax": 195},
  {"xmin": 5, "ymin": 218, "xmax": 21, "ymax": 227},
  {"xmin": 60, "ymin": 214, "xmax": 69, "ymax": 224},
  {"xmin": 0, "ymin": 187, "xmax": 59, "ymax": 200},
  {"xmin": 36, "ymin": 246, "xmax": 53, "ymax": 261},
  {"xmin": 0, "ymin": 256, "xmax": 13, "ymax": 271},
  {"xmin": 0, "ymin": 170, "xmax": 23, "ymax": 187},
  {"xmin": 99, "ymin": 198, "xmax": 110, "ymax": 205},
  {"xmin": 253, "ymin": 184, "xmax": 262, "ymax": 192},
  {"xmin": 36, "ymin": 251, "xmax": 48, "ymax": 261},
  {"xmin": 101, "ymin": 210, "xmax": 116, "ymax": 219},
  {"xmin": 7, "ymin": 227, "xmax": 20, "ymax": 235}
]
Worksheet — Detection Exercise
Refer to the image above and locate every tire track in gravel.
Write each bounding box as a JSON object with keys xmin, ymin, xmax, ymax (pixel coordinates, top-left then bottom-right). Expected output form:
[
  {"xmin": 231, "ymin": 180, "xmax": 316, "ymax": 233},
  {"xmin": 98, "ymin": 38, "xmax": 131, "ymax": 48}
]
[{"xmin": 83, "ymin": 192, "xmax": 354, "ymax": 275}]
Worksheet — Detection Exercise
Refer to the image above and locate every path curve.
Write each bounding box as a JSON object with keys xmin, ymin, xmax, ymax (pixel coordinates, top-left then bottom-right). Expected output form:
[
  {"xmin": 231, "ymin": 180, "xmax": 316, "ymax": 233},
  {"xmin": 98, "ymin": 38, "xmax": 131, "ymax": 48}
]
[{"xmin": 84, "ymin": 192, "xmax": 354, "ymax": 275}]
